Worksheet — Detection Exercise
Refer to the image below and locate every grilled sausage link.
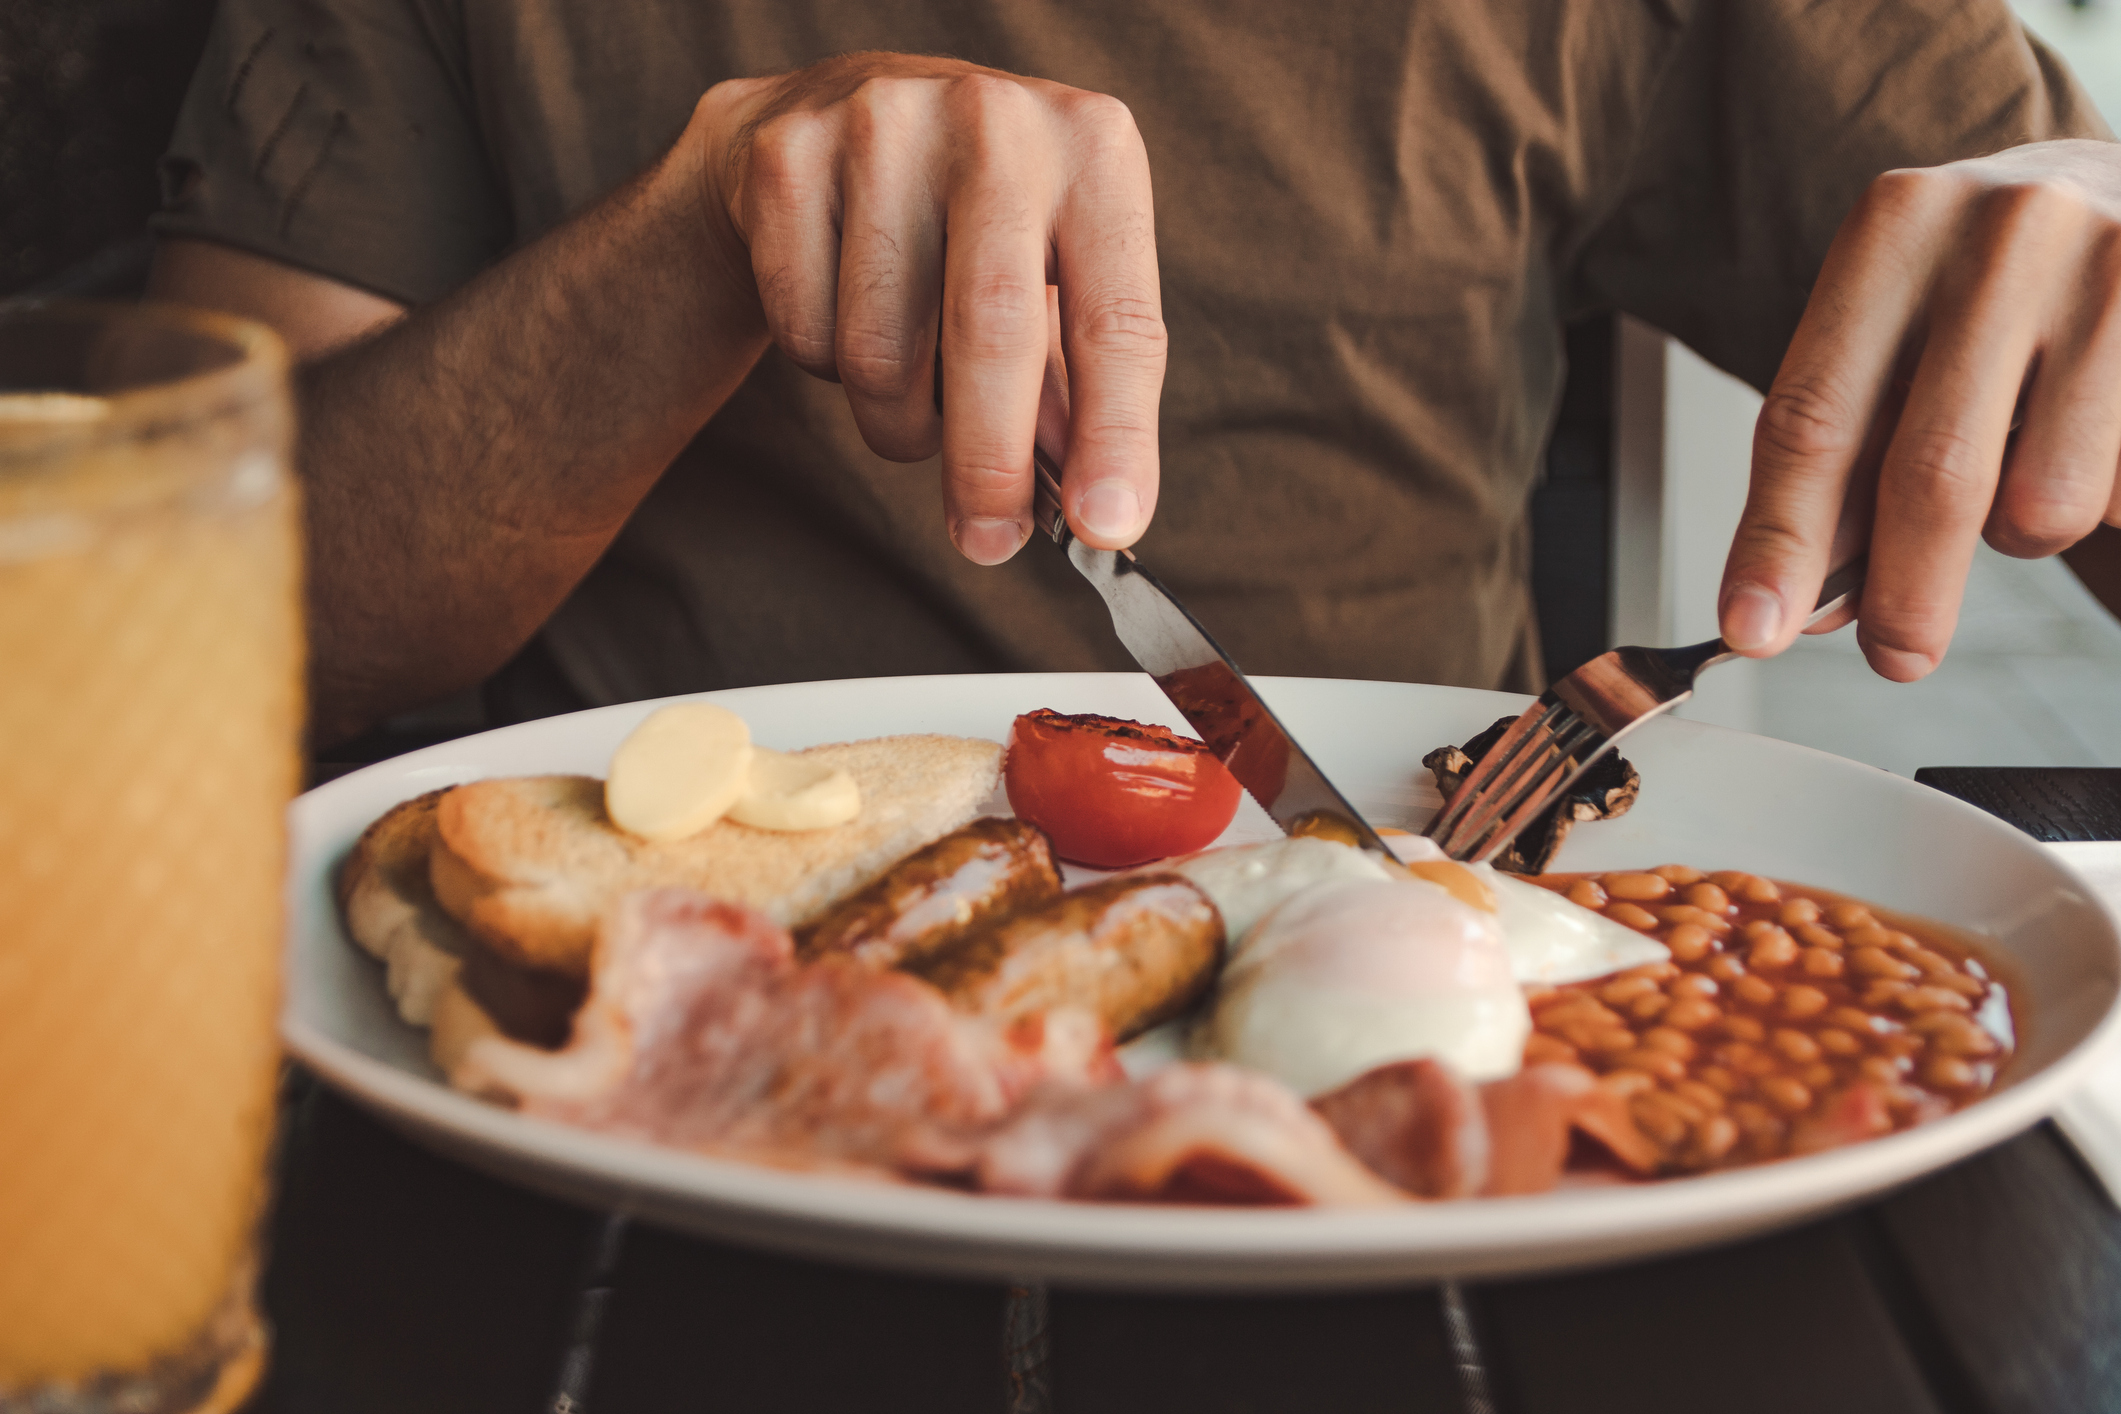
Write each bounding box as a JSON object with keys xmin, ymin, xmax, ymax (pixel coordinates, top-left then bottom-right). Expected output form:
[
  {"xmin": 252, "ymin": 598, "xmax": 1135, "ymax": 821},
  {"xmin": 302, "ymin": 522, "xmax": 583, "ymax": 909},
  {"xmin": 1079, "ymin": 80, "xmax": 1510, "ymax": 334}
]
[
  {"xmin": 795, "ymin": 817, "xmax": 1062, "ymax": 969},
  {"xmin": 909, "ymin": 875, "xmax": 1224, "ymax": 1041}
]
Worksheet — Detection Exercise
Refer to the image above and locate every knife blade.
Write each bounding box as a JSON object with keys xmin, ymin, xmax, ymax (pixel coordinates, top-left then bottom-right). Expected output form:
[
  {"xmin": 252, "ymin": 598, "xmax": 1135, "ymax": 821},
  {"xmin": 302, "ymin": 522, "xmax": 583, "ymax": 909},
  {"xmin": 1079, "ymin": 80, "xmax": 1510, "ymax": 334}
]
[{"xmin": 1028, "ymin": 452, "xmax": 1393, "ymax": 858}]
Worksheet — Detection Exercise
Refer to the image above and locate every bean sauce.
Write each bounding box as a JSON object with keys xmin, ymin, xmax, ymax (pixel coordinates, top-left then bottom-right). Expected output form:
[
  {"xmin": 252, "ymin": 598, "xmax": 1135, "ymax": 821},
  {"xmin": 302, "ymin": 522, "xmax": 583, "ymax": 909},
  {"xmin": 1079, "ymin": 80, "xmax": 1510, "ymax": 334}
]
[{"xmin": 1523, "ymin": 866, "xmax": 2013, "ymax": 1174}]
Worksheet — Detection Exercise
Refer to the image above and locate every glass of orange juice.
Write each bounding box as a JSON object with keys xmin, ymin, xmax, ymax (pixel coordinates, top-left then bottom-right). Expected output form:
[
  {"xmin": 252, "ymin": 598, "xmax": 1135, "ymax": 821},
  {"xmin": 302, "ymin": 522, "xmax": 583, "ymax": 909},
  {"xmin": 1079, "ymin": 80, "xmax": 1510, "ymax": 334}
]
[{"xmin": 0, "ymin": 303, "xmax": 302, "ymax": 1413}]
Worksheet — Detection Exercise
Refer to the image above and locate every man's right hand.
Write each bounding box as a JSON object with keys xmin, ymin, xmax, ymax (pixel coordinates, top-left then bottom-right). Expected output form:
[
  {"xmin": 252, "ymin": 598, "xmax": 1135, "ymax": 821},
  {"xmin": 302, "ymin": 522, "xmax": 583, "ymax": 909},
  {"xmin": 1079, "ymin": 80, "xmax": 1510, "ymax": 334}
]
[{"xmin": 686, "ymin": 54, "xmax": 1167, "ymax": 563}]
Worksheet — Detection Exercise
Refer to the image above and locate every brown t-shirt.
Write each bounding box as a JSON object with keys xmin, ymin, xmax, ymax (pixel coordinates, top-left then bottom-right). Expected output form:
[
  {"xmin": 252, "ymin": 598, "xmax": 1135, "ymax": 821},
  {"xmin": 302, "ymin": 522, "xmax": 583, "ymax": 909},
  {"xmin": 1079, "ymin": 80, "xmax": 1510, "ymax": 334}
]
[{"xmin": 154, "ymin": 0, "xmax": 2106, "ymax": 706}]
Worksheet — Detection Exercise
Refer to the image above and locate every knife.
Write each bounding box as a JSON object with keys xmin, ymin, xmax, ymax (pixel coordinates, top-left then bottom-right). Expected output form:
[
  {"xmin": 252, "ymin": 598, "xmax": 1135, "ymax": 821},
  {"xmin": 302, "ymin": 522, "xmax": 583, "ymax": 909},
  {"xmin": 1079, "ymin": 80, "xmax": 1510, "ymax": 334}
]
[{"xmin": 1027, "ymin": 450, "xmax": 1393, "ymax": 859}]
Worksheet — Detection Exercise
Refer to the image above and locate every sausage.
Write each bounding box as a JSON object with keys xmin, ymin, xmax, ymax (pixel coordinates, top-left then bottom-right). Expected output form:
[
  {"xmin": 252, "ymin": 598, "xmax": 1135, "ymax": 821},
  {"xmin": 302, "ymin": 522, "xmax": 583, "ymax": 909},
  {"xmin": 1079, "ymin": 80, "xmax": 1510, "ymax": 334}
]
[
  {"xmin": 909, "ymin": 874, "xmax": 1225, "ymax": 1041},
  {"xmin": 795, "ymin": 817, "xmax": 1062, "ymax": 970}
]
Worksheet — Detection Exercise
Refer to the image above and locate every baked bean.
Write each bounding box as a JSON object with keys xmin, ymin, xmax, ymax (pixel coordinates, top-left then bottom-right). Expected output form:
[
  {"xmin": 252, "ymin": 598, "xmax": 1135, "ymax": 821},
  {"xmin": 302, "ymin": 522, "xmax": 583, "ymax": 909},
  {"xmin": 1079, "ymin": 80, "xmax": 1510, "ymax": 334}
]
[
  {"xmin": 1643, "ymin": 1027, "xmax": 1696, "ymax": 1060},
  {"xmin": 1600, "ymin": 1070, "xmax": 1655, "ymax": 1098},
  {"xmin": 1599, "ymin": 975, "xmax": 1660, "ymax": 1005},
  {"xmin": 1606, "ymin": 902, "xmax": 1661, "ymax": 931},
  {"xmin": 1779, "ymin": 898, "xmax": 1823, "ymax": 928},
  {"xmin": 1737, "ymin": 875, "xmax": 1783, "ymax": 904},
  {"xmin": 1800, "ymin": 946, "xmax": 1845, "ymax": 979},
  {"xmin": 1897, "ymin": 986, "xmax": 1972, "ymax": 1014},
  {"xmin": 1693, "ymin": 1114, "xmax": 1741, "ymax": 1162},
  {"xmin": 1748, "ymin": 928, "xmax": 1800, "ymax": 970},
  {"xmin": 1605, "ymin": 871, "xmax": 1672, "ymax": 901},
  {"xmin": 1851, "ymin": 948, "xmax": 1918, "ymax": 980},
  {"xmin": 1827, "ymin": 903, "xmax": 1876, "ymax": 931},
  {"xmin": 1666, "ymin": 923, "xmax": 1714, "ymax": 963},
  {"xmin": 1616, "ymin": 1049, "xmax": 1687, "ymax": 1082},
  {"xmin": 1523, "ymin": 1034, "xmax": 1579, "ymax": 1065},
  {"xmin": 1717, "ymin": 1014, "xmax": 1767, "ymax": 1043},
  {"xmin": 1760, "ymin": 1076, "xmax": 1813, "ymax": 1115},
  {"xmin": 1780, "ymin": 985, "xmax": 1830, "ymax": 1020},
  {"xmin": 1859, "ymin": 1056, "xmax": 1908, "ymax": 1086},
  {"xmin": 1923, "ymin": 1055, "xmax": 1979, "ymax": 1090},
  {"xmin": 1796, "ymin": 923, "xmax": 1845, "ymax": 951},
  {"xmin": 1673, "ymin": 1079, "xmax": 1728, "ymax": 1114},
  {"xmin": 1731, "ymin": 974, "xmax": 1778, "ymax": 1007},
  {"xmin": 1696, "ymin": 1064, "xmax": 1743, "ymax": 1095},
  {"xmin": 1816, "ymin": 1028, "xmax": 1863, "ymax": 1057},
  {"xmin": 1844, "ymin": 924, "xmax": 1896, "ymax": 951},
  {"xmin": 1632, "ymin": 1094, "xmax": 1691, "ymax": 1147},
  {"xmin": 1771, "ymin": 1028, "xmax": 1823, "ymax": 1063},
  {"xmin": 1824, "ymin": 1006, "xmax": 1880, "ymax": 1034},
  {"xmin": 1862, "ymin": 983, "xmax": 1914, "ymax": 1013},
  {"xmin": 1525, "ymin": 869, "xmax": 2010, "ymax": 1179},
  {"xmin": 1910, "ymin": 1013, "xmax": 1998, "ymax": 1057},
  {"xmin": 1684, "ymin": 882, "xmax": 1733, "ymax": 915},
  {"xmin": 1663, "ymin": 998, "xmax": 1721, "ymax": 1032},
  {"xmin": 1877, "ymin": 1032, "xmax": 1926, "ymax": 1060}
]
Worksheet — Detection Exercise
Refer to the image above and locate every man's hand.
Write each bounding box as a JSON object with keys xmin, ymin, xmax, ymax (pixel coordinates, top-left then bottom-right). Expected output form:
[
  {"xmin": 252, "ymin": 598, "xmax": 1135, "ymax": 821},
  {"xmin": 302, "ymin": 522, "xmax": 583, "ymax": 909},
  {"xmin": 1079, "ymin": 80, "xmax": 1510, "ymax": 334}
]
[
  {"xmin": 692, "ymin": 54, "xmax": 1166, "ymax": 563},
  {"xmin": 1720, "ymin": 138, "xmax": 2121, "ymax": 679}
]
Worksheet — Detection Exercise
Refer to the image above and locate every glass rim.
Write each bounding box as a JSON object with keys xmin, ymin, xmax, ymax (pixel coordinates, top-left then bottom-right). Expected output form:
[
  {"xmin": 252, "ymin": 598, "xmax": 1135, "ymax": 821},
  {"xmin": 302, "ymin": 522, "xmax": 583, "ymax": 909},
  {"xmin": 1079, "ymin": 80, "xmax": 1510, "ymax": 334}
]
[{"xmin": 0, "ymin": 300, "xmax": 290, "ymax": 467}]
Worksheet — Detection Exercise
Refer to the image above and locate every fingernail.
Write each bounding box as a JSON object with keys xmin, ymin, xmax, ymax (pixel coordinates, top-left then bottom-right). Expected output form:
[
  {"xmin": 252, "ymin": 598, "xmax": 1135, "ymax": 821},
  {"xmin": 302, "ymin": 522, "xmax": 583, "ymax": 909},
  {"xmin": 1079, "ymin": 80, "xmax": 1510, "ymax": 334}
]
[
  {"xmin": 1077, "ymin": 480, "xmax": 1143, "ymax": 542},
  {"xmin": 1721, "ymin": 584, "xmax": 1784, "ymax": 650},
  {"xmin": 954, "ymin": 516, "xmax": 1027, "ymax": 566},
  {"xmin": 1865, "ymin": 643, "xmax": 1938, "ymax": 683}
]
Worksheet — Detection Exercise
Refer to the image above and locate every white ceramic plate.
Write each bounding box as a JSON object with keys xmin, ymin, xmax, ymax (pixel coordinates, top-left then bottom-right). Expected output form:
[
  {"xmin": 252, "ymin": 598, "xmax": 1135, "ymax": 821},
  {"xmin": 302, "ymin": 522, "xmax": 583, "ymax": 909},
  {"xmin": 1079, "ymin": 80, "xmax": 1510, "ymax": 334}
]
[{"xmin": 284, "ymin": 673, "xmax": 2121, "ymax": 1290}]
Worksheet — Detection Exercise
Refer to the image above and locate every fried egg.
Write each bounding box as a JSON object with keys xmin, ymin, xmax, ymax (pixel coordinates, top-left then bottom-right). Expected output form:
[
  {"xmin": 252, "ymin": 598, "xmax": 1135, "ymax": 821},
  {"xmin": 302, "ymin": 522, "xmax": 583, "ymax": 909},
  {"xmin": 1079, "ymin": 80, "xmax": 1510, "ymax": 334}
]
[{"xmin": 1196, "ymin": 877, "xmax": 1528, "ymax": 1094}]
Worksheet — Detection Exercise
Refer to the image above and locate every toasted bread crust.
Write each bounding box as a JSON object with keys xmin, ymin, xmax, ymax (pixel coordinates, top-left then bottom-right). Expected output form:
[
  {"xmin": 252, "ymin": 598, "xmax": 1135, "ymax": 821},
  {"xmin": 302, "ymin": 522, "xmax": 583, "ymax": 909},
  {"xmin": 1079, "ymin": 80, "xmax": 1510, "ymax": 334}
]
[
  {"xmin": 430, "ymin": 735, "xmax": 1004, "ymax": 975},
  {"xmin": 337, "ymin": 789, "xmax": 472, "ymax": 1024}
]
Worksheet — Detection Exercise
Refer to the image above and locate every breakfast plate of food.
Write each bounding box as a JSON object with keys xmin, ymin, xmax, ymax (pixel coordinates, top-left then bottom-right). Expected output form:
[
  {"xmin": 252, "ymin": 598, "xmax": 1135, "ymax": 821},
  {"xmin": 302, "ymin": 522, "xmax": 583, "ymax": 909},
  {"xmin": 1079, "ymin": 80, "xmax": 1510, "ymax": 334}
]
[{"xmin": 283, "ymin": 672, "xmax": 2121, "ymax": 1289}]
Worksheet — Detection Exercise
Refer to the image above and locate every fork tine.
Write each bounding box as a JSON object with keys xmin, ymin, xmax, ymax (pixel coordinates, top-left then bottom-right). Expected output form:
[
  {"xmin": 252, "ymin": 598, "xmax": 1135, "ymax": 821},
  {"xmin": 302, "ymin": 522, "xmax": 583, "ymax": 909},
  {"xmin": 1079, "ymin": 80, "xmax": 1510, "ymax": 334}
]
[
  {"xmin": 1456, "ymin": 723, "xmax": 1612, "ymax": 862},
  {"xmin": 1433, "ymin": 706, "xmax": 1591, "ymax": 856},
  {"xmin": 1423, "ymin": 700, "xmax": 1565, "ymax": 845}
]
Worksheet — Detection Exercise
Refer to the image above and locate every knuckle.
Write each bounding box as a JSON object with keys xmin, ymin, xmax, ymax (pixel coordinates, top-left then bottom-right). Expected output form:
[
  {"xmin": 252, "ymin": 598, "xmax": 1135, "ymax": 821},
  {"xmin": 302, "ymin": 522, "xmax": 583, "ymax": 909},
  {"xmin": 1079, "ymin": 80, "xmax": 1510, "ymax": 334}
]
[
  {"xmin": 948, "ymin": 72, "xmax": 1037, "ymax": 126},
  {"xmin": 947, "ymin": 273, "xmax": 1045, "ymax": 351},
  {"xmin": 1886, "ymin": 426, "xmax": 1993, "ymax": 516},
  {"xmin": 836, "ymin": 337, "xmax": 920, "ymax": 400},
  {"xmin": 1062, "ymin": 90, "xmax": 1139, "ymax": 144},
  {"xmin": 1755, "ymin": 380, "xmax": 1862, "ymax": 469},
  {"xmin": 1071, "ymin": 289, "xmax": 1167, "ymax": 359},
  {"xmin": 1989, "ymin": 485, "xmax": 2105, "ymax": 557},
  {"xmin": 744, "ymin": 113, "xmax": 830, "ymax": 203}
]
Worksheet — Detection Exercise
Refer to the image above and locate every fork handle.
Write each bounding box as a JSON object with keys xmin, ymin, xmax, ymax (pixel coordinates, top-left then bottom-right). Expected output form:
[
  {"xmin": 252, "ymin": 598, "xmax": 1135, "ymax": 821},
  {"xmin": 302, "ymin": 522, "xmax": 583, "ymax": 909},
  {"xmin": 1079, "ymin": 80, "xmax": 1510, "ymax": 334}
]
[{"xmin": 1804, "ymin": 555, "xmax": 1867, "ymax": 630}]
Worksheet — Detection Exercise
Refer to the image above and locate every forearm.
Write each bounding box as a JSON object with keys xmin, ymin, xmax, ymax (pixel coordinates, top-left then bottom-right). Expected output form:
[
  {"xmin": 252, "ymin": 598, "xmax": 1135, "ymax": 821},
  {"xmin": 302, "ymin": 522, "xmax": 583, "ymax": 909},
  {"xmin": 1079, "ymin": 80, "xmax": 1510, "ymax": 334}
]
[{"xmin": 299, "ymin": 113, "xmax": 767, "ymax": 743}]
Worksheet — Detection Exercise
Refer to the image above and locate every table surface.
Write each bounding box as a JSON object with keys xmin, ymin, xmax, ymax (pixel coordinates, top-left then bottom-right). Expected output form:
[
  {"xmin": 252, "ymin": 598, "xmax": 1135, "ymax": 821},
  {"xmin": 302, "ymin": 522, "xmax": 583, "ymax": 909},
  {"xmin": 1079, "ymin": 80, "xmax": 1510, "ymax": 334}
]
[{"xmin": 244, "ymin": 767, "xmax": 2121, "ymax": 1414}]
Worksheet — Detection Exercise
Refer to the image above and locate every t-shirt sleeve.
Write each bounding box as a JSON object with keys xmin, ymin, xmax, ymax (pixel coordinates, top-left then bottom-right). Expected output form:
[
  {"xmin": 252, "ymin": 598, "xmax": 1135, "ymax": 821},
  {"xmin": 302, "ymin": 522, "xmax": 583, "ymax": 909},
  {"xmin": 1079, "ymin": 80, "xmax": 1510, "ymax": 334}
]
[
  {"xmin": 1570, "ymin": 0, "xmax": 2113, "ymax": 392},
  {"xmin": 152, "ymin": 0, "xmax": 511, "ymax": 306}
]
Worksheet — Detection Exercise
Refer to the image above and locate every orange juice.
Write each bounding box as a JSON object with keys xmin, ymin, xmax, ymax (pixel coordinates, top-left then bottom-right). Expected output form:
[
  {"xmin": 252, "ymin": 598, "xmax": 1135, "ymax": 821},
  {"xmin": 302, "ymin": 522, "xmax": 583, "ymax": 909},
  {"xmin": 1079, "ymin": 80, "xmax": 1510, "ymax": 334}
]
[{"xmin": 0, "ymin": 306, "xmax": 299, "ymax": 1409}]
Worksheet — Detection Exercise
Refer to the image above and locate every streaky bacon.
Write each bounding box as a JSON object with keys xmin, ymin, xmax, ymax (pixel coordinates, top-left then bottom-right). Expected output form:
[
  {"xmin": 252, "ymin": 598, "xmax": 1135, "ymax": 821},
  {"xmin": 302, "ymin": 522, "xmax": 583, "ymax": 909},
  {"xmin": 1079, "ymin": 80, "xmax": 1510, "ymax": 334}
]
[
  {"xmin": 462, "ymin": 889, "xmax": 1114, "ymax": 1174},
  {"xmin": 1310, "ymin": 1058, "xmax": 1664, "ymax": 1196},
  {"xmin": 976, "ymin": 1063, "xmax": 1406, "ymax": 1206}
]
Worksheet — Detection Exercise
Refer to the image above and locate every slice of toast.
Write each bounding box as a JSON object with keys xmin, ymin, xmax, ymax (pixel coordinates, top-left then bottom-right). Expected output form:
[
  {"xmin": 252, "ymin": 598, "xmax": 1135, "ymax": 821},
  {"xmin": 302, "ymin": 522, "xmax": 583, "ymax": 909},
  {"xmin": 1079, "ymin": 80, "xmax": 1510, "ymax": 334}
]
[
  {"xmin": 336, "ymin": 789, "xmax": 473, "ymax": 1025},
  {"xmin": 429, "ymin": 734, "xmax": 1004, "ymax": 975}
]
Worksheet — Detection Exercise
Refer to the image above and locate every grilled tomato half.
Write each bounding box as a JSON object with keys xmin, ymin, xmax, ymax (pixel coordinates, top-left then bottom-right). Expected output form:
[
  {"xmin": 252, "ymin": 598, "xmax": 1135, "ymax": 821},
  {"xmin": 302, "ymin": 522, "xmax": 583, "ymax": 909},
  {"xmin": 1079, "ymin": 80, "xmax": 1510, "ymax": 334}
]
[{"xmin": 1003, "ymin": 709, "xmax": 1242, "ymax": 868}]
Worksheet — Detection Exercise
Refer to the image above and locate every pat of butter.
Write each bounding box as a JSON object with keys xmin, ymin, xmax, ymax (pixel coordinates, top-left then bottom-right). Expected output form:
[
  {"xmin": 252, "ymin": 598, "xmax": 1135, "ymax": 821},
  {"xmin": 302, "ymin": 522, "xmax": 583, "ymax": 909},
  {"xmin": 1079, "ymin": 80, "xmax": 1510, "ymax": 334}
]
[
  {"xmin": 730, "ymin": 747, "xmax": 861, "ymax": 831},
  {"xmin": 606, "ymin": 702, "xmax": 753, "ymax": 841}
]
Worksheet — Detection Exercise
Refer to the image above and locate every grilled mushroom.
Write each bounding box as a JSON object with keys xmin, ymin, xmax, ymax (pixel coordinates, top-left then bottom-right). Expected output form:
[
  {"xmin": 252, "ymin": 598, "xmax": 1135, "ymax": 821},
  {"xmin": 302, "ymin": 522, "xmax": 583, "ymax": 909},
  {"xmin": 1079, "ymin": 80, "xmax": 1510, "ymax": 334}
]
[{"xmin": 1421, "ymin": 716, "xmax": 1640, "ymax": 874}]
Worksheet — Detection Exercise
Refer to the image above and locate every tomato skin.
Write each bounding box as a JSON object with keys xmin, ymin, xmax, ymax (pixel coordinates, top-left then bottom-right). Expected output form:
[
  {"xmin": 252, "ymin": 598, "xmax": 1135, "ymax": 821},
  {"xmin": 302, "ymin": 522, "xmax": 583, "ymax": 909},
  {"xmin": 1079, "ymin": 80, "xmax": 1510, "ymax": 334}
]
[{"xmin": 1003, "ymin": 709, "xmax": 1243, "ymax": 868}]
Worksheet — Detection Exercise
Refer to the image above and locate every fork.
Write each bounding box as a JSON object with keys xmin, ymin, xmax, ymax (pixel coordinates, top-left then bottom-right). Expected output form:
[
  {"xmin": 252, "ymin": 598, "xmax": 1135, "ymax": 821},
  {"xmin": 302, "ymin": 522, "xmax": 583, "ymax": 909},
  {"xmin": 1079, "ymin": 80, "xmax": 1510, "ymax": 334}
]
[{"xmin": 1422, "ymin": 559, "xmax": 1869, "ymax": 863}]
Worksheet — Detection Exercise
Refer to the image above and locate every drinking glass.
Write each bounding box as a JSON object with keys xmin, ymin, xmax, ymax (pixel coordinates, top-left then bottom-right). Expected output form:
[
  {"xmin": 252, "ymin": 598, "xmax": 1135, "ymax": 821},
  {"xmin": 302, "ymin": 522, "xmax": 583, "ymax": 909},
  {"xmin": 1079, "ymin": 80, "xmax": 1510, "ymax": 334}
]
[{"xmin": 0, "ymin": 302, "xmax": 302, "ymax": 1413}]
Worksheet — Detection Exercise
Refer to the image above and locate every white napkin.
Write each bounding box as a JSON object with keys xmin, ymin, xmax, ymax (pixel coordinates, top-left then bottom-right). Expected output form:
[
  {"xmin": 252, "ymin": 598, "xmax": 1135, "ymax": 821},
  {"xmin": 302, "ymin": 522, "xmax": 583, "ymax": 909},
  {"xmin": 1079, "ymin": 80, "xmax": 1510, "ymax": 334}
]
[{"xmin": 2045, "ymin": 841, "xmax": 2121, "ymax": 1204}]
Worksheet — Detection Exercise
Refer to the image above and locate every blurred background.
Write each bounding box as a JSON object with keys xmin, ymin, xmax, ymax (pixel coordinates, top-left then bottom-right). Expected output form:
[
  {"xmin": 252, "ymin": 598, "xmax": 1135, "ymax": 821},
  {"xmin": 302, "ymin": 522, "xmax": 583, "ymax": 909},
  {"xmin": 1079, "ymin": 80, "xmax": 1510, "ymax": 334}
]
[{"xmin": 5, "ymin": 0, "xmax": 2118, "ymax": 774}]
